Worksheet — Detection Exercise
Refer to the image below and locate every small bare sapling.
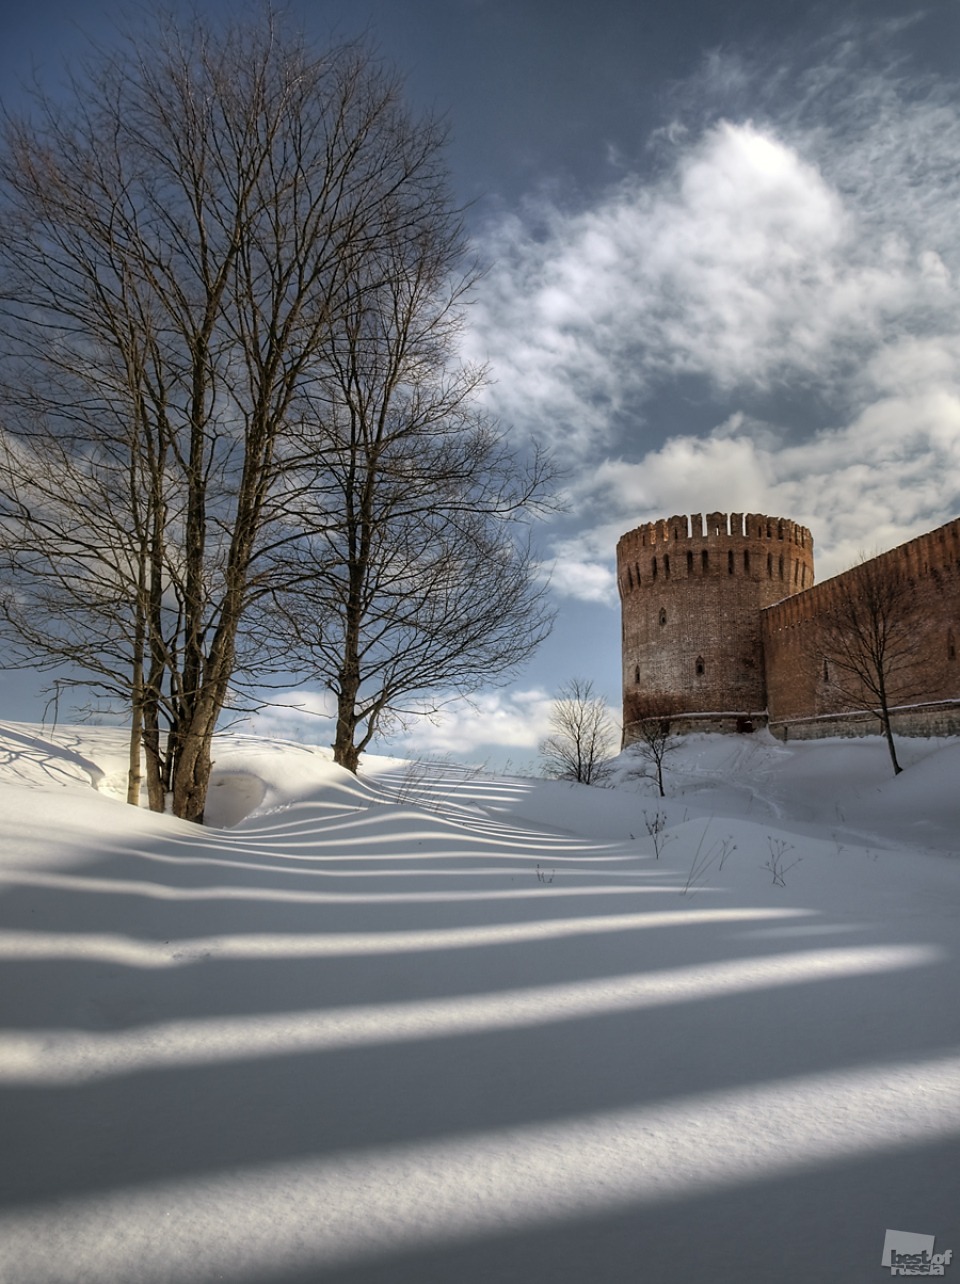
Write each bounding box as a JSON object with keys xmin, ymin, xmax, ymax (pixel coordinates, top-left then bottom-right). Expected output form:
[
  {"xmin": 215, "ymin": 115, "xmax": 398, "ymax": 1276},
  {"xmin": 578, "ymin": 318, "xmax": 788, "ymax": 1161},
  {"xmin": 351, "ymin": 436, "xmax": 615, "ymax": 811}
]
[
  {"xmin": 762, "ymin": 836, "xmax": 802, "ymax": 886},
  {"xmin": 643, "ymin": 810, "xmax": 675, "ymax": 860},
  {"xmin": 681, "ymin": 823, "xmax": 737, "ymax": 895}
]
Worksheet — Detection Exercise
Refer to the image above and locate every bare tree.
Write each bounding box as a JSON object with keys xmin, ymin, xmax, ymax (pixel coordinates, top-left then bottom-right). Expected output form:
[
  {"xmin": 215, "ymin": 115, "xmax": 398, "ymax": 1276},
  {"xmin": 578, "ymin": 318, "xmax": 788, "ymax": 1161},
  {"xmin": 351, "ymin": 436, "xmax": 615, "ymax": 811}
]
[
  {"xmin": 0, "ymin": 417, "xmax": 161, "ymax": 805},
  {"xmin": 817, "ymin": 554, "xmax": 921, "ymax": 775},
  {"xmin": 272, "ymin": 218, "xmax": 555, "ymax": 771},
  {"xmin": 539, "ymin": 678, "xmax": 618, "ymax": 785},
  {"xmin": 625, "ymin": 699, "xmax": 680, "ymax": 796},
  {"xmin": 0, "ymin": 11, "xmax": 551, "ymax": 816}
]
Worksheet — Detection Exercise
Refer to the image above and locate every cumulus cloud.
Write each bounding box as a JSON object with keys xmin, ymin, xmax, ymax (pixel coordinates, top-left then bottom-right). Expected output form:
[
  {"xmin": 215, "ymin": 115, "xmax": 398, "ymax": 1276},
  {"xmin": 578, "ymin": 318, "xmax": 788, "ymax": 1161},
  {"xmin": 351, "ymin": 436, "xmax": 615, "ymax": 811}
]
[
  {"xmin": 247, "ymin": 691, "xmax": 337, "ymax": 744},
  {"xmin": 464, "ymin": 38, "xmax": 960, "ymax": 581},
  {"xmin": 570, "ymin": 375, "xmax": 960, "ymax": 582},
  {"xmin": 538, "ymin": 543, "xmax": 619, "ymax": 605},
  {"xmin": 390, "ymin": 688, "xmax": 557, "ymax": 760},
  {"xmin": 246, "ymin": 687, "xmax": 579, "ymax": 766},
  {"xmin": 469, "ymin": 127, "xmax": 820, "ymax": 451},
  {"xmin": 469, "ymin": 104, "xmax": 960, "ymax": 455}
]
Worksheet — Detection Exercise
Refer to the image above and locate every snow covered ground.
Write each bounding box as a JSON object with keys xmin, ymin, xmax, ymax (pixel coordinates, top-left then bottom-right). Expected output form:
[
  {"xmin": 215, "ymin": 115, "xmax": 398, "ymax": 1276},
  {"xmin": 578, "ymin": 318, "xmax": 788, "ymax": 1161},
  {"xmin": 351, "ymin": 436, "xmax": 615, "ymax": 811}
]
[{"xmin": 0, "ymin": 721, "xmax": 957, "ymax": 1283}]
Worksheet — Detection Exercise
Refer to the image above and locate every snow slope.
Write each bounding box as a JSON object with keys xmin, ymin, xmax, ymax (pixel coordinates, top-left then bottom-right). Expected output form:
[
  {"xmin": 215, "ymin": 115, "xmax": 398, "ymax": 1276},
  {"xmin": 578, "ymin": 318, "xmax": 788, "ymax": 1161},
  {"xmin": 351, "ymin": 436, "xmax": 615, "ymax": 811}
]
[{"xmin": 0, "ymin": 722, "xmax": 957, "ymax": 1283}]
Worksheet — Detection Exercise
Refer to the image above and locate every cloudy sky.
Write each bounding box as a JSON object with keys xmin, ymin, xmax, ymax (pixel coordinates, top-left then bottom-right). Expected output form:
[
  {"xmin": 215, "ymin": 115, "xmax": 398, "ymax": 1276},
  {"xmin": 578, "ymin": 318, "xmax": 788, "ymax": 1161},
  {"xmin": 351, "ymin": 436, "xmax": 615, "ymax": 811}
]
[{"xmin": 2, "ymin": 0, "xmax": 960, "ymax": 766}]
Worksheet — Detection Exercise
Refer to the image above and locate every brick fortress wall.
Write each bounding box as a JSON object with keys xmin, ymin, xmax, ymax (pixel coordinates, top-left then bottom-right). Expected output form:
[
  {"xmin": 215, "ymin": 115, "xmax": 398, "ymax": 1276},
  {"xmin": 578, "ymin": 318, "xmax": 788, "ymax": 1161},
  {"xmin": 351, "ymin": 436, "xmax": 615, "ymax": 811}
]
[
  {"xmin": 761, "ymin": 517, "xmax": 960, "ymax": 739},
  {"xmin": 619, "ymin": 511, "xmax": 960, "ymax": 744},
  {"xmin": 618, "ymin": 512, "xmax": 814, "ymax": 738}
]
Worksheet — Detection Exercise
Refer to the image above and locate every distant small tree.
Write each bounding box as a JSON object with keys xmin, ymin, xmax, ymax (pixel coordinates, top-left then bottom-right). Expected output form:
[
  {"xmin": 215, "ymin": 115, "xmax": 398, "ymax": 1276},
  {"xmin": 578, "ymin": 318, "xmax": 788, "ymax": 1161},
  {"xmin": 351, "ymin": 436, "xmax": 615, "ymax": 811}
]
[
  {"xmin": 627, "ymin": 699, "xmax": 680, "ymax": 796},
  {"xmin": 817, "ymin": 553, "xmax": 921, "ymax": 775},
  {"xmin": 539, "ymin": 677, "xmax": 617, "ymax": 785}
]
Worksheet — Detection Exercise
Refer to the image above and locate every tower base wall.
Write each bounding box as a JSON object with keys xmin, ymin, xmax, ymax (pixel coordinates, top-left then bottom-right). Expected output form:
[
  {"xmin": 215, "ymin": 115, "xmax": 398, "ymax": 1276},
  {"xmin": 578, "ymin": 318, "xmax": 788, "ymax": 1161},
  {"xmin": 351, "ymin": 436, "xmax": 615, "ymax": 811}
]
[
  {"xmin": 769, "ymin": 700, "xmax": 960, "ymax": 742},
  {"xmin": 622, "ymin": 710, "xmax": 767, "ymax": 744}
]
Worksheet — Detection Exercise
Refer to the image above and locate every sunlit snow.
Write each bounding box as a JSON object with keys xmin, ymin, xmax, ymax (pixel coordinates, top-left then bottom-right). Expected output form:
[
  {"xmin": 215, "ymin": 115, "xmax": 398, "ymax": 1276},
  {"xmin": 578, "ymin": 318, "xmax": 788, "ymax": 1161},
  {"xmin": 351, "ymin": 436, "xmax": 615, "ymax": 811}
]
[{"xmin": 0, "ymin": 722, "xmax": 957, "ymax": 1283}]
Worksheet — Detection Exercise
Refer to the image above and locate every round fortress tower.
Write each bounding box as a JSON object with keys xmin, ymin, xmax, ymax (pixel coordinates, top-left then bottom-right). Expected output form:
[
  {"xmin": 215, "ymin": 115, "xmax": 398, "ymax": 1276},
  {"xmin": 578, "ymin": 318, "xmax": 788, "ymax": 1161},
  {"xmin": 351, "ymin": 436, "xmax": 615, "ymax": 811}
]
[{"xmin": 618, "ymin": 512, "xmax": 814, "ymax": 738}]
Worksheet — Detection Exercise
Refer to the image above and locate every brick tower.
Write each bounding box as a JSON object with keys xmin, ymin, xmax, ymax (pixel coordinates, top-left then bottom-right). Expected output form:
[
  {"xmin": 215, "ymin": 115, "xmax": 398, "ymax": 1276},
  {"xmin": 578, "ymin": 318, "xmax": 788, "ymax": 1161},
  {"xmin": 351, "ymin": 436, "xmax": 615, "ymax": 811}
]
[{"xmin": 618, "ymin": 512, "xmax": 814, "ymax": 739}]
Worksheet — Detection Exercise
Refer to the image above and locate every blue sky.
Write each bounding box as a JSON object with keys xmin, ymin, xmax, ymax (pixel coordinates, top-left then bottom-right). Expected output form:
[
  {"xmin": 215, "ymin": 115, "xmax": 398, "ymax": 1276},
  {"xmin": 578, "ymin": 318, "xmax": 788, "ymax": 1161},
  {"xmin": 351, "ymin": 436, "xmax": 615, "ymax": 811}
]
[{"xmin": 2, "ymin": 0, "xmax": 960, "ymax": 766}]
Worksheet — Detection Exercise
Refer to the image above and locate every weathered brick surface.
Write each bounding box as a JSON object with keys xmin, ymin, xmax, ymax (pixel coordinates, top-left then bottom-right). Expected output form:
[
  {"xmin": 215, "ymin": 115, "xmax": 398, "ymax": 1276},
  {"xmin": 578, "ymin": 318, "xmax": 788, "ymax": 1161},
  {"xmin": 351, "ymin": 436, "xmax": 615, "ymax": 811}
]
[
  {"xmin": 620, "ymin": 512, "xmax": 960, "ymax": 743},
  {"xmin": 769, "ymin": 702, "xmax": 960, "ymax": 741},
  {"xmin": 762, "ymin": 517, "xmax": 960, "ymax": 734},
  {"xmin": 618, "ymin": 512, "xmax": 814, "ymax": 731}
]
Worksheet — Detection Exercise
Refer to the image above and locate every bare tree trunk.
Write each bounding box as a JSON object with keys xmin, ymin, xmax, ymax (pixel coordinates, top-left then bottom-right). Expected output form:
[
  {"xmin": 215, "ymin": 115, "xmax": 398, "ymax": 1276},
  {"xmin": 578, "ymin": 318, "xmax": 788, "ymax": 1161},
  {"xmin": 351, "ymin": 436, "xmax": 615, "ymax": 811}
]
[
  {"xmin": 876, "ymin": 672, "xmax": 903, "ymax": 774},
  {"xmin": 172, "ymin": 709, "xmax": 218, "ymax": 824},
  {"xmin": 881, "ymin": 715, "xmax": 902, "ymax": 774},
  {"xmin": 126, "ymin": 558, "xmax": 147, "ymax": 807},
  {"xmin": 333, "ymin": 698, "xmax": 362, "ymax": 774},
  {"xmin": 331, "ymin": 558, "xmax": 366, "ymax": 773},
  {"xmin": 127, "ymin": 696, "xmax": 144, "ymax": 807},
  {"xmin": 142, "ymin": 711, "xmax": 167, "ymax": 812}
]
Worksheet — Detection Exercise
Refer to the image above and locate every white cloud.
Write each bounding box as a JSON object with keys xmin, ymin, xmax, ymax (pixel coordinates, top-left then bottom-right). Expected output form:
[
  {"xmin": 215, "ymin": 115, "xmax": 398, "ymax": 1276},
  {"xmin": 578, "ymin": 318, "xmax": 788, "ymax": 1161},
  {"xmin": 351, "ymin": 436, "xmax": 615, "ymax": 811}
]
[
  {"xmin": 539, "ymin": 551, "xmax": 618, "ymax": 605},
  {"xmin": 589, "ymin": 432, "xmax": 774, "ymax": 518},
  {"xmin": 246, "ymin": 688, "xmax": 560, "ymax": 766},
  {"xmin": 571, "ymin": 378, "xmax": 960, "ymax": 581},
  {"xmin": 466, "ymin": 43, "xmax": 960, "ymax": 574},
  {"xmin": 468, "ymin": 119, "xmax": 859, "ymax": 456},
  {"xmin": 389, "ymin": 685, "xmax": 624, "ymax": 768},
  {"xmin": 391, "ymin": 688, "xmax": 556, "ymax": 760},
  {"xmin": 246, "ymin": 691, "xmax": 337, "ymax": 744}
]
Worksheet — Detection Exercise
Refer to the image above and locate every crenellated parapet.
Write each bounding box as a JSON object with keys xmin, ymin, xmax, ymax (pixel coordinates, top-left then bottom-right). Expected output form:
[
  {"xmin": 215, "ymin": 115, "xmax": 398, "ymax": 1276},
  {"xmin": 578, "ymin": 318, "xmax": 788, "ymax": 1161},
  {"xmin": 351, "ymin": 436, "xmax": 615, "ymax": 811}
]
[
  {"xmin": 616, "ymin": 512, "xmax": 814, "ymax": 600},
  {"xmin": 762, "ymin": 516, "xmax": 960, "ymax": 640},
  {"xmin": 900, "ymin": 515, "xmax": 960, "ymax": 579},
  {"xmin": 618, "ymin": 511, "xmax": 811, "ymax": 548}
]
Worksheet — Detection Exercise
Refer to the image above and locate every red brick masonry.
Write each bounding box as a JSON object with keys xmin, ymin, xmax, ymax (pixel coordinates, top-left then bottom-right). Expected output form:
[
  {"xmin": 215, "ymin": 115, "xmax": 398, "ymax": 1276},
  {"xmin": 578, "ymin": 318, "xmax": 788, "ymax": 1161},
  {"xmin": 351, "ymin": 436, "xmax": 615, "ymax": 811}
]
[{"xmin": 619, "ymin": 513, "xmax": 960, "ymax": 742}]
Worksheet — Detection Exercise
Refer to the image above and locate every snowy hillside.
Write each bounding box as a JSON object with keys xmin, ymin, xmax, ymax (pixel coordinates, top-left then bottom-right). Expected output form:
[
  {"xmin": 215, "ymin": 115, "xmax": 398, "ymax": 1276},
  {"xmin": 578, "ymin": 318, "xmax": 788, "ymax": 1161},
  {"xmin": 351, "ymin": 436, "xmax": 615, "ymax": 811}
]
[{"xmin": 0, "ymin": 722, "xmax": 957, "ymax": 1283}]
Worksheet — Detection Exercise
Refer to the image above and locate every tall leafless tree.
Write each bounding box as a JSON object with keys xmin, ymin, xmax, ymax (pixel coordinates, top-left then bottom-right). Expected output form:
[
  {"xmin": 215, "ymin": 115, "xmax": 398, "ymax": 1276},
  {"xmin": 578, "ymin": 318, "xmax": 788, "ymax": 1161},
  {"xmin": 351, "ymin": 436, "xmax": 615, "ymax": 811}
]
[
  {"xmin": 273, "ymin": 214, "xmax": 555, "ymax": 771},
  {"xmin": 539, "ymin": 677, "xmax": 618, "ymax": 785},
  {"xmin": 817, "ymin": 554, "xmax": 921, "ymax": 775},
  {"xmin": 0, "ymin": 10, "xmax": 553, "ymax": 816}
]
